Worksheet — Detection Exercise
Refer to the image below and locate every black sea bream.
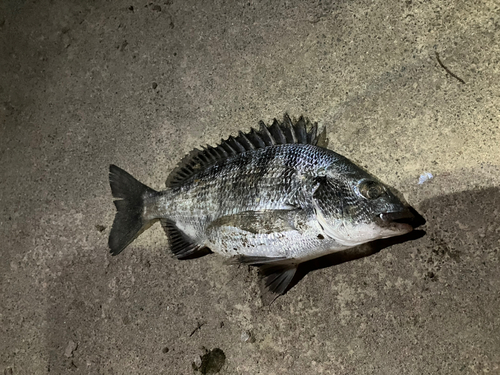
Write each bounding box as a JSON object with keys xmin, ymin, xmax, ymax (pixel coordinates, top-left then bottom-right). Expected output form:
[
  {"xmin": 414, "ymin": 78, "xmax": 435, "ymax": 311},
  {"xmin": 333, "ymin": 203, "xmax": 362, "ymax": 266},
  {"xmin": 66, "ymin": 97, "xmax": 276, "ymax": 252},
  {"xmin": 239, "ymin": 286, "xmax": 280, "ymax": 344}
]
[{"xmin": 108, "ymin": 115, "xmax": 414, "ymax": 295}]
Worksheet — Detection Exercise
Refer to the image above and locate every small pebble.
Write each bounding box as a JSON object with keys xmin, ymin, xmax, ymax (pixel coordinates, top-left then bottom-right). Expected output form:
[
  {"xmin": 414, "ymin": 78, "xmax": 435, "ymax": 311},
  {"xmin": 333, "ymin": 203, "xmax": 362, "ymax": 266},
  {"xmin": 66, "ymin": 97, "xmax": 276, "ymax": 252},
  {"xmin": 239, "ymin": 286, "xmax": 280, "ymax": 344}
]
[
  {"xmin": 193, "ymin": 355, "xmax": 202, "ymax": 367},
  {"xmin": 64, "ymin": 340, "xmax": 78, "ymax": 358},
  {"xmin": 95, "ymin": 224, "xmax": 106, "ymax": 232},
  {"xmin": 418, "ymin": 172, "xmax": 433, "ymax": 185},
  {"xmin": 240, "ymin": 331, "xmax": 252, "ymax": 343}
]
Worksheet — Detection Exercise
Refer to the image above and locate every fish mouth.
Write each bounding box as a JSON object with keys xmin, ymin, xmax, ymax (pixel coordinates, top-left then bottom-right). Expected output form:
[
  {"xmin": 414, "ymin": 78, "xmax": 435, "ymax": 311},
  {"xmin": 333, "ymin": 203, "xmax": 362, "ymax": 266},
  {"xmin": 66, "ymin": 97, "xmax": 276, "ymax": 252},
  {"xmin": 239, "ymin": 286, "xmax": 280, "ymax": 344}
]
[{"xmin": 377, "ymin": 209, "xmax": 415, "ymax": 233}]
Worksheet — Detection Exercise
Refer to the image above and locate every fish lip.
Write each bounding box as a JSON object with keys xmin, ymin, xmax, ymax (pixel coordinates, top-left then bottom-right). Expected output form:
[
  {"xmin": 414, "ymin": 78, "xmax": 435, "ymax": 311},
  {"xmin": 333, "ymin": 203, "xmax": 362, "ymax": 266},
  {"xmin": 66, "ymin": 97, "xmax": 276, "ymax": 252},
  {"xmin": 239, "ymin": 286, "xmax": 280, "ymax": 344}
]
[
  {"xmin": 377, "ymin": 209, "xmax": 415, "ymax": 233},
  {"xmin": 379, "ymin": 210, "xmax": 415, "ymax": 223}
]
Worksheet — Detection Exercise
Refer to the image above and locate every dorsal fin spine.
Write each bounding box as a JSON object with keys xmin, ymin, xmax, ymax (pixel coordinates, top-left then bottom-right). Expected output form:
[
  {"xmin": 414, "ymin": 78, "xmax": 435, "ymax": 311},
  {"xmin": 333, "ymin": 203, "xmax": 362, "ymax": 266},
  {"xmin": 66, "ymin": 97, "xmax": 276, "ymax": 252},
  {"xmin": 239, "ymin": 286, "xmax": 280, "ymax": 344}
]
[
  {"xmin": 221, "ymin": 141, "xmax": 236, "ymax": 155},
  {"xmin": 206, "ymin": 146, "xmax": 221, "ymax": 158},
  {"xmin": 196, "ymin": 153, "xmax": 209, "ymax": 163},
  {"xmin": 288, "ymin": 121, "xmax": 298, "ymax": 143},
  {"xmin": 237, "ymin": 131, "xmax": 256, "ymax": 150},
  {"xmin": 228, "ymin": 136, "xmax": 246, "ymax": 153},
  {"xmin": 269, "ymin": 120, "xmax": 286, "ymax": 144},
  {"xmin": 308, "ymin": 123, "xmax": 318, "ymax": 144},
  {"xmin": 247, "ymin": 128, "xmax": 266, "ymax": 148},
  {"xmin": 165, "ymin": 114, "xmax": 319, "ymax": 188},
  {"xmin": 258, "ymin": 122, "xmax": 276, "ymax": 146},
  {"xmin": 294, "ymin": 116, "xmax": 307, "ymax": 144}
]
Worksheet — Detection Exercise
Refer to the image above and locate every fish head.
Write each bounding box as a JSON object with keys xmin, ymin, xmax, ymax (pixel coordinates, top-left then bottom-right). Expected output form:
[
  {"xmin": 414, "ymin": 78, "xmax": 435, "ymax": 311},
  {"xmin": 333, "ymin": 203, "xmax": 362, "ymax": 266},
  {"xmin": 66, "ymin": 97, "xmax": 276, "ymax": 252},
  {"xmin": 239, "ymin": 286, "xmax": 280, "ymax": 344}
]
[{"xmin": 312, "ymin": 158, "xmax": 414, "ymax": 247}]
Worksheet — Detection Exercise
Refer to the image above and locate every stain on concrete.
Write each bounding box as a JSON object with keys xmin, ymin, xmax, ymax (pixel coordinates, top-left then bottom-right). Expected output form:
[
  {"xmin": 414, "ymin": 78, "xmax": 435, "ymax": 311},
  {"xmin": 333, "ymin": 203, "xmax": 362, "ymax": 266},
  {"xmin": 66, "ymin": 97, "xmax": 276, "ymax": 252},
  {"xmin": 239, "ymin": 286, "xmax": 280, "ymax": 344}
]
[{"xmin": 192, "ymin": 348, "xmax": 226, "ymax": 374}]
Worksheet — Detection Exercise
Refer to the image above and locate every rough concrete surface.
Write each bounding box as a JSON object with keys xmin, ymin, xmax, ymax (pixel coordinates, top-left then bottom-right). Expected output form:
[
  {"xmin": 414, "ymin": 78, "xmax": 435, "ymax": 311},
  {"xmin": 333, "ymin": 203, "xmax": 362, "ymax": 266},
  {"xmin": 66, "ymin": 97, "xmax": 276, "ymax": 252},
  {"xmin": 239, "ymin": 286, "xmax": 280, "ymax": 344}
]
[{"xmin": 1, "ymin": 0, "xmax": 499, "ymax": 374}]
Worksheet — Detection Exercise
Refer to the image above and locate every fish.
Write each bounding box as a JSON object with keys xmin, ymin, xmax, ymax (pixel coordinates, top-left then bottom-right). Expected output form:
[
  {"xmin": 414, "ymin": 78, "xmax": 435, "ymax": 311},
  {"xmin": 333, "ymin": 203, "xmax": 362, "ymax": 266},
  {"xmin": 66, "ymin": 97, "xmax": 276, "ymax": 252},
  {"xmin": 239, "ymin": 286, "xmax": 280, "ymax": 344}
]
[{"xmin": 108, "ymin": 114, "xmax": 415, "ymax": 297}]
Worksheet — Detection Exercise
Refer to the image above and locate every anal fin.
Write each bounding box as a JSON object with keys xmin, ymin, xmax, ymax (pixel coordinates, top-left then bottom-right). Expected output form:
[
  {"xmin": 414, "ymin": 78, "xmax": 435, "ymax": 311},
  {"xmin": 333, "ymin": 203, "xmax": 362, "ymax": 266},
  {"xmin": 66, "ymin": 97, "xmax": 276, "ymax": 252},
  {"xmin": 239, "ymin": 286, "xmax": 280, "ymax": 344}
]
[
  {"xmin": 235, "ymin": 256, "xmax": 299, "ymax": 302},
  {"xmin": 161, "ymin": 219, "xmax": 211, "ymax": 259}
]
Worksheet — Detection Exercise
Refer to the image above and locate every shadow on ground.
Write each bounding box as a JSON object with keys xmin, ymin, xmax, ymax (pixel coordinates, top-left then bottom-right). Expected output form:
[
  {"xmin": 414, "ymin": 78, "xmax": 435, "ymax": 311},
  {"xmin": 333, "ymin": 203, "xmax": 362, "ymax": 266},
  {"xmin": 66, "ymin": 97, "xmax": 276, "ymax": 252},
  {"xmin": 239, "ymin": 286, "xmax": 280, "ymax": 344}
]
[
  {"xmin": 44, "ymin": 186, "xmax": 499, "ymax": 373},
  {"xmin": 265, "ymin": 186, "xmax": 499, "ymax": 302},
  {"xmin": 276, "ymin": 207, "xmax": 427, "ymax": 299}
]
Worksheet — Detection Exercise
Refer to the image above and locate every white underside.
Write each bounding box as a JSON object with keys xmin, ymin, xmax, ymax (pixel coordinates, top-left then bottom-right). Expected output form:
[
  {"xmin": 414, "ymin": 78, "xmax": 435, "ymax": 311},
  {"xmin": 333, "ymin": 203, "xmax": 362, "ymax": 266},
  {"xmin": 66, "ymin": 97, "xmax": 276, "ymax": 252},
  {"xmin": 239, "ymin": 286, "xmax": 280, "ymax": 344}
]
[{"xmin": 314, "ymin": 203, "xmax": 412, "ymax": 247}]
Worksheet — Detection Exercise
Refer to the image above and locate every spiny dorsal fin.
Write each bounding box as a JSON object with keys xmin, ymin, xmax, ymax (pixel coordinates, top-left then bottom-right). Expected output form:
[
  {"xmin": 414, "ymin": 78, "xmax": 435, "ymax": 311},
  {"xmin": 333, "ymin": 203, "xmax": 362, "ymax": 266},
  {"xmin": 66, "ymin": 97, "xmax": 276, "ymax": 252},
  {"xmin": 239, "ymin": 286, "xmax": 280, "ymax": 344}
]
[{"xmin": 165, "ymin": 114, "xmax": 320, "ymax": 188}]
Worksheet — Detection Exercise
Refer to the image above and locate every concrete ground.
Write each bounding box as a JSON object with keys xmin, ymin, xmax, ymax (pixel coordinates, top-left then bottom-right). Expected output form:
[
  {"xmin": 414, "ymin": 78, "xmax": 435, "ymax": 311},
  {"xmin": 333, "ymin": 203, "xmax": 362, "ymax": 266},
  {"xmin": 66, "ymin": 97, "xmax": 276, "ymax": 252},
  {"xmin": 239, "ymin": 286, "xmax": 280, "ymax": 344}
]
[{"xmin": 1, "ymin": 0, "xmax": 499, "ymax": 374}]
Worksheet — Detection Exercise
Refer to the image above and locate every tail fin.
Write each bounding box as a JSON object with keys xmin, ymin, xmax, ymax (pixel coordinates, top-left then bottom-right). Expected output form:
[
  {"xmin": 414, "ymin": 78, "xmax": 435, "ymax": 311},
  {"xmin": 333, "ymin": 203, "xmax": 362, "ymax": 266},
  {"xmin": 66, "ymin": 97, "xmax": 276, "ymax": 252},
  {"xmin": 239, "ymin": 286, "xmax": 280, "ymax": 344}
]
[{"xmin": 108, "ymin": 164, "xmax": 158, "ymax": 255}]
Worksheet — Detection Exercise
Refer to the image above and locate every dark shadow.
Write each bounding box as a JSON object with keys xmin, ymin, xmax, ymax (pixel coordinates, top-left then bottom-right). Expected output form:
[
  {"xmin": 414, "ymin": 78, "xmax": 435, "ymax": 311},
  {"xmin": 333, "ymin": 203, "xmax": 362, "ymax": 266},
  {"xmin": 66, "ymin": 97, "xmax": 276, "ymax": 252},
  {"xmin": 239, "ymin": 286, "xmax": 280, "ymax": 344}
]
[
  {"xmin": 285, "ymin": 229, "xmax": 427, "ymax": 295},
  {"xmin": 264, "ymin": 186, "xmax": 499, "ymax": 300},
  {"xmin": 302, "ymin": 205, "xmax": 426, "ymax": 272},
  {"xmin": 259, "ymin": 227, "xmax": 428, "ymax": 305}
]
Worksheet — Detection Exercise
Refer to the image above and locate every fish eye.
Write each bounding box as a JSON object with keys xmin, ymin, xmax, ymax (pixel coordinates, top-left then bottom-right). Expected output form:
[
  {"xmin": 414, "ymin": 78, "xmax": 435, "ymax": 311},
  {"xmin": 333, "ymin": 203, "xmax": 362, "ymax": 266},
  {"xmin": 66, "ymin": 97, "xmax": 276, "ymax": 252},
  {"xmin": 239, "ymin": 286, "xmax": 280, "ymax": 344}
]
[{"xmin": 357, "ymin": 180, "xmax": 385, "ymax": 199}]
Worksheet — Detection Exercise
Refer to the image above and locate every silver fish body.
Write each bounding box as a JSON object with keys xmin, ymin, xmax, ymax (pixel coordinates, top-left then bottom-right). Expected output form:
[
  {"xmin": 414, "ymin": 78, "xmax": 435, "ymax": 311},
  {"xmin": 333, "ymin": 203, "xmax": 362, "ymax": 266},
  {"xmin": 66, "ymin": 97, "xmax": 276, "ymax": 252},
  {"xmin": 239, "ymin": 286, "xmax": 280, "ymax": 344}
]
[{"xmin": 109, "ymin": 115, "xmax": 414, "ymax": 295}]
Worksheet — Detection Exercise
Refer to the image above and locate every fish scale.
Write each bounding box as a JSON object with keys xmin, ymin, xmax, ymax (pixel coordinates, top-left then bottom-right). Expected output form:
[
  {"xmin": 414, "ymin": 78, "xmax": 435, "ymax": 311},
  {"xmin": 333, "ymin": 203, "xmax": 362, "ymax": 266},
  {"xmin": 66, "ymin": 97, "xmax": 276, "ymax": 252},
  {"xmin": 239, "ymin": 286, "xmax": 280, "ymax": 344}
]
[{"xmin": 108, "ymin": 114, "xmax": 415, "ymax": 297}]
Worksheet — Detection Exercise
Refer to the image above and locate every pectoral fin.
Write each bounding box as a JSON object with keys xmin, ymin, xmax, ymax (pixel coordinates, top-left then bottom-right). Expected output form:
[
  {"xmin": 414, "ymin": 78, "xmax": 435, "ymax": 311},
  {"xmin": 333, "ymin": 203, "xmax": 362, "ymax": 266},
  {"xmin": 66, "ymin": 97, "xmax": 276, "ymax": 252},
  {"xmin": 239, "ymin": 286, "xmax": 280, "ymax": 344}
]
[{"xmin": 207, "ymin": 209, "xmax": 300, "ymax": 235}]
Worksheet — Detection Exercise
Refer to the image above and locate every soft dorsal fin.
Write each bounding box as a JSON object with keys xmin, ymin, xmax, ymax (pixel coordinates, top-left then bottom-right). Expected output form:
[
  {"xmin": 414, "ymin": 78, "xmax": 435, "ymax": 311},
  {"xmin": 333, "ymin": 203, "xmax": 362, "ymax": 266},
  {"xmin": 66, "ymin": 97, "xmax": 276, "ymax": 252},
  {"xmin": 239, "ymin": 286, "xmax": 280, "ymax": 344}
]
[{"xmin": 166, "ymin": 114, "xmax": 320, "ymax": 188}]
